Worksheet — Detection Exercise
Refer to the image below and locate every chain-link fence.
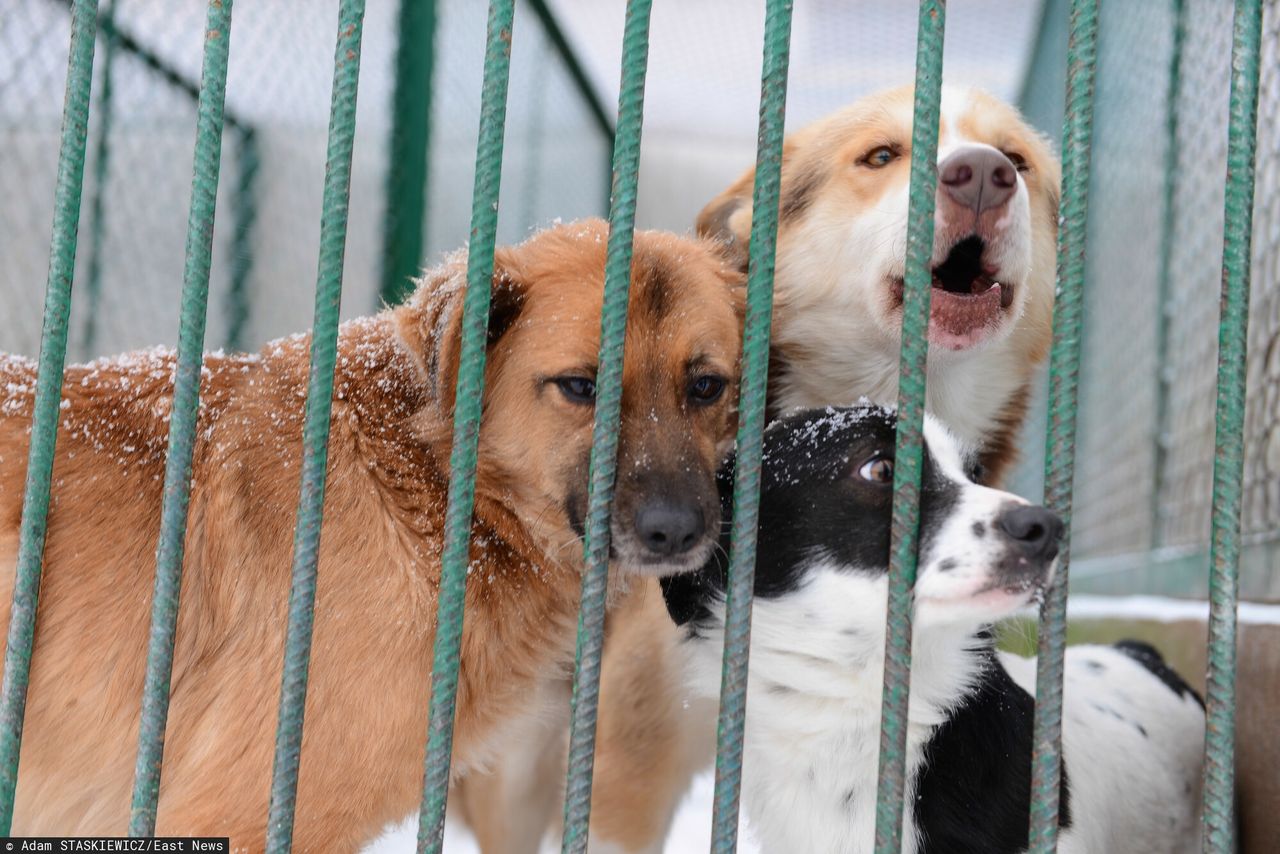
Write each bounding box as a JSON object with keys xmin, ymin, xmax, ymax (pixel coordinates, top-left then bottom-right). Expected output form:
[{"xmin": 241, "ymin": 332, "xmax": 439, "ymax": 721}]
[
  {"xmin": 1018, "ymin": 0, "xmax": 1280, "ymax": 597},
  {"xmin": 0, "ymin": 0, "xmax": 610, "ymax": 361}
]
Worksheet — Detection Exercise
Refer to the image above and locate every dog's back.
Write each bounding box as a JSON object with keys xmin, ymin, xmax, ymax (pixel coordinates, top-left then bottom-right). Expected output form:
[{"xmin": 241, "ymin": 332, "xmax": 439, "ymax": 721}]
[{"xmin": 1000, "ymin": 642, "xmax": 1205, "ymax": 854}]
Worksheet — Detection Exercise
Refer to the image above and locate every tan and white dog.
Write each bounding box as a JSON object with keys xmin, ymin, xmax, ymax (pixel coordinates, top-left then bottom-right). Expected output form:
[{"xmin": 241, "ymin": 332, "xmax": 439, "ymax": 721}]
[{"xmin": 700, "ymin": 84, "xmax": 1060, "ymax": 483}]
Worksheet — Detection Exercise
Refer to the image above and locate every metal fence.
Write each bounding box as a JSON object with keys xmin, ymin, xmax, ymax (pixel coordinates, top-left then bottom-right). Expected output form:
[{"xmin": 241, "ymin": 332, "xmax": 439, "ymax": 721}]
[
  {"xmin": 0, "ymin": 1, "xmax": 1268, "ymax": 853},
  {"xmin": 1015, "ymin": 0, "xmax": 1280, "ymax": 602}
]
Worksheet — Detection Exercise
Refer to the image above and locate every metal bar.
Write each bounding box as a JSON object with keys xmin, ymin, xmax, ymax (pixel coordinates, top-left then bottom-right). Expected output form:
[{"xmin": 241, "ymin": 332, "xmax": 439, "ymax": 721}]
[
  {"xmin": 558, "ymin": 1, "xmax": 653, "ymax": 849},
  {"xmin": 708, "ymin": 2, "xmax": 794, "ymax": 851},
  {"xmin": 1027, "ymin": 0, "xmax": 1099, "ymax": 849},
  {"xmin": 225, "ymin": 128, "xmax": 259, "ymax": 353},
  {"xmin": 378, "ymin": 0, "xmax": 438, "ymax": 308},
  {"xmin": 0, "ymin": 0, "xmax": 99, "ymax": 832},
  {"xmin": 415, "ymin": 2, "xmax": 515, "ymax": 850},
  {"xmin": 1202, "ymin": 0, "xmax": 1263, "ymax": 850},
  {"xmin": 263, "ymin": 2, "xmax": 366, "ymax": 849},
  {"xmin": 81, "ymin": 0, "xmax": 118, "ymax": 359},
  {"xmin": 872, "ymin": 3, "xmax": 945, "ymax": 852},
  {"xmin": 127, "ymin": 0, "xmax": 236, "ymax": 835},
  {"xmin": 1149, "ymin": 0, "xmax": 1186, "ymax": 548}
]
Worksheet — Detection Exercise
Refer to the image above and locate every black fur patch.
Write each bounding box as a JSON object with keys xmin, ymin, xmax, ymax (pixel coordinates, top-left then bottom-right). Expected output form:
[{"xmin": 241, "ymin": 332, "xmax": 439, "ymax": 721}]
[
  {"xmin": 1113, "ymin": 640, "xmax": 1205, "ymax": 709},
  {"xmin": 913, "ymin": 648, "xmax": 1073, "ymax": 852},
  {"xmin": 779, "ymin": 161, "xmax": 826, "ymax": 222},
  {"xmin": 661, "ymin": 406, "xmax": 959, "ymax": 630}
]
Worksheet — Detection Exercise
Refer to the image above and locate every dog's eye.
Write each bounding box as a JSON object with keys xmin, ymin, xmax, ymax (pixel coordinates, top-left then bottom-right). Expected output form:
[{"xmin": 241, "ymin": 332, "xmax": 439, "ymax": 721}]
[
  {"xmin": 966, "ymin": 460, "xmax": 988, "ymax": 483},
  {"xmin": 1003, "ymin": 150, "xmax": 1029, "ymax": 173},
  {"xmin": 857, "ymin": 455, "xmax": 895, "ymax": 484},
  {"xmin": 553, "ymin": 376, "xmax": 596, "ymax": 404},
  {"xmin": 860, "ymin": 146, "xmax": 899, "ymax": 169},
  {"xmin": 688, "ymin": 374, "xmax": 727, "ymax": 405}
]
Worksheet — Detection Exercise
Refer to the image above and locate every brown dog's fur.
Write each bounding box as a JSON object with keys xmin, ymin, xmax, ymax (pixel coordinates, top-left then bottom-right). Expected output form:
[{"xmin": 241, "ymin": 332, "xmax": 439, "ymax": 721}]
[{"xmin": 0, "ymin": 220, "xmax": 743, "ymax": 850}]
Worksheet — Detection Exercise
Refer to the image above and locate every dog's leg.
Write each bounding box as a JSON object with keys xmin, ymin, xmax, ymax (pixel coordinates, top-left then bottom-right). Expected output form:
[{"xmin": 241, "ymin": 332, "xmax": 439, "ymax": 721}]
[
  {"xmin": 584, "ymin": 582, "xmax": 717, "ymax": 853},
  {"xmin": 453, "ymin": 715, "xmax": 566, "ymax": 854}
]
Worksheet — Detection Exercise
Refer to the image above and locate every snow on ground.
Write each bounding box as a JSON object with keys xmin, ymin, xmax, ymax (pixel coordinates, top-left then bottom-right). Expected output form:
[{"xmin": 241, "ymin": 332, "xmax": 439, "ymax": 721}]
[
  {"xmin": 1033, "ymin": 594, "xmax": 1280, "ymax": 625},
  {"xmin": 363, "ymin": 770, "xmax": 759, "ymax": 853}
]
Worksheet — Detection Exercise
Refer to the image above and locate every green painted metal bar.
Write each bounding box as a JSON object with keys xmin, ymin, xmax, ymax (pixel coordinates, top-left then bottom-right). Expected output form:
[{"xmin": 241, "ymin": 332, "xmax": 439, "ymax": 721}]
[
  {"xmin": 415, "ymin": 3, "xmax": 515, "ymax": 851},
  {"xmin": 1027, "ymin": 0, "xmax": 1099, "ymax": 849},
  {"xmin": 1149, "ymin": 0, "xmax": 1186, "ymax": 548},
  {"xmin": 0, "ymin": 0, "xmax": 99, "ymax": 833},
  {"xmin": 378, "ymin": 0, "xmax": 438, "ymax": 308},
  {"xmin": 263, "ymin": 3, "xmax": 366, "ymax": 850},
  {"xmin": 127, "ymin": 0, "xmax": 236, "ymax": 835},
  {"xmin": 708, "ymin": 2, "xmax": 793, "ymax": 851},
  {"xmin": 872, "ymin": 3, "xmax": 945, "ymax": 852},
  {"xmin": 225, "ymin": 127, "xmax": 259, "ymax": 353},
  {"xmin": 558, "ymin": 2, "xmax": 653, "ymax": 850},
  {"xmin": 1202, "ymin": 0, "xmax": 1263, "ymax": 850},
  {"xmin": 81, "ymin": 0, "xmax": 118, "ymax": 359}
]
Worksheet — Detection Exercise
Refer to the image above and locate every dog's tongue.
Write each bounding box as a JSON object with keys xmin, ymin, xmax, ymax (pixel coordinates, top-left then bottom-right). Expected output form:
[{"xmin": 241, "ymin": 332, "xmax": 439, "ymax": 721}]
[{"xmin": 929, "ymin": 286, "xmax": 1002, "ymax": 350}]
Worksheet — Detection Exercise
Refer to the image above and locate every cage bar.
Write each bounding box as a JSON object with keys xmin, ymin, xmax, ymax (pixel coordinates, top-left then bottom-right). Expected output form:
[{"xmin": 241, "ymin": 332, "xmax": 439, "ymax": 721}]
[
  {"xmin": 379, "ymin": 0, "xmax": 438, "ymax": 308},
  {"xmin": 707, "ymin": 2, "xmax": 794, "ymax": 851},
  {"xmin": 263, "ymin": 2, "xmax": 367, "ymax": 850},
  {"xmin": 0, "ymin": 0, "xmax": 100, "ymax": 832},
  {"xmin": 870, "ymin": 4, "xmax": 946, "ymax": 852},
  {"xmin": 1149, "ymin": 0, "xmax": 1186, "ymax": 548},
  {"xmin": 1027, "ymin": 1, "xmax": 1099, "ymax": 850},
  {"xmin": 1201, "ymin": 0, "xmax": 1263, "ymax": 850},
  {"xmin": 415, "ymin": 2, "xmax": 516, "ymax": 850},
  {"xmin": 81, "ymin": 0, "xmax": 118, "ymax": 359},
  {"xmin": 127, "ymin": 0, "xmax": 236, "ymax": 836},
  {"xmin": 558, "ymin": 1, "xmax": 654, "ymax": 850}
]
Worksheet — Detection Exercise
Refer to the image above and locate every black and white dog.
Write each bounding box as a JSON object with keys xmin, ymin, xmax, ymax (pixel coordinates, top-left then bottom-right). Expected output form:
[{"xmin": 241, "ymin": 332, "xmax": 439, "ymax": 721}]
[{"xmin": 662, "ymin": 406, "xmax": 1205, "ymax": 853}]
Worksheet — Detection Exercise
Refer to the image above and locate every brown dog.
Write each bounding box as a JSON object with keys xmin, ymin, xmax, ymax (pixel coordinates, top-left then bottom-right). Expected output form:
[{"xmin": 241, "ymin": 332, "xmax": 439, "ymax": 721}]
[{"xmin": 0, "ymin": 220, "xmax": 743, "ymax": 850}]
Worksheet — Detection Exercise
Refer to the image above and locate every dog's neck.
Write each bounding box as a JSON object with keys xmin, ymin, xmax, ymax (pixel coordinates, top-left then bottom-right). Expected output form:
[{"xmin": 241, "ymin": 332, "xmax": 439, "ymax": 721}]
[
  {"xmin": 682, "ymin": 568, "xmax": 993, "ymax": 853},
  {"xmin": 765, "ymin": 245, "xmax": 1029, "ymax": 453}
]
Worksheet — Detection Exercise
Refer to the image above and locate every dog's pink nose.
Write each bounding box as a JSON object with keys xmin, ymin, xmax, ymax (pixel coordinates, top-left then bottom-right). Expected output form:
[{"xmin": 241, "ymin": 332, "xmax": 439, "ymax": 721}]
[{"xmin": 939, "ymin": 146, "xmax": 1017, "ymax": 213}]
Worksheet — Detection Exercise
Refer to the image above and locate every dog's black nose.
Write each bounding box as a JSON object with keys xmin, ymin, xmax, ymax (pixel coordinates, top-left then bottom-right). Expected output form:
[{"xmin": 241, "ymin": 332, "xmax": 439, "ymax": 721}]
[
  {"xmin": 994, "ymin": 505, "xmax": 1063, "ymax": 562},
  {"xmin": 939, "ymin": 146, "xmax": 1017, "ymax": 213},
  {"xmin": 635, "ymin": 500, "xmax": 705, "ymax": 557}
]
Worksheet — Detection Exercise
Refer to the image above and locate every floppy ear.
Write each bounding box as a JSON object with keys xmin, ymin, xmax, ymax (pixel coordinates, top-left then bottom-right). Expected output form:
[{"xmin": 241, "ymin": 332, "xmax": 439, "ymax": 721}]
[
  {"xmin": 695, "ymin": 171, "xmax": 755, "ymax": 273},
  {"xmin": 396, "ymin": 248, "xmax": 527, "ymax": 418}
]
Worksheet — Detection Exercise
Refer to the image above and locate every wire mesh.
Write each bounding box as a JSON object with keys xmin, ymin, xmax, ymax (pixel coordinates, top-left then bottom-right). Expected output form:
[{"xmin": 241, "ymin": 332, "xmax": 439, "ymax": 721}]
[
  {"xmin": 1020, "ymin": 0, "xmax": 1280, "ymax": 585},
  {"xmin": 0, "ymin": 1, "xmax": 610, "ymax": 363}
]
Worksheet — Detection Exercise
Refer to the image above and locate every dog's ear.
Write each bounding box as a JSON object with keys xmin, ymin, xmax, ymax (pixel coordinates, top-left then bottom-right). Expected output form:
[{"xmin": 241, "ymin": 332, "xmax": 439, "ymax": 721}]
[
  {"xmin": 696, "ymin": 175, "xmax": 754, "ymax": 273},
  {"xmin": 396, "ymin": 249, "xmax": 527, "ymax": 418}
]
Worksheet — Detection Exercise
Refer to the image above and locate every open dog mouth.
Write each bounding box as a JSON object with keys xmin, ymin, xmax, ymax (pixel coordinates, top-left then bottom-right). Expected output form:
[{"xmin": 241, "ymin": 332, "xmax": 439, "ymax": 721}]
[{"xmin": 889, "ymin": 236, "xmax": 1016, "ymax": 350}]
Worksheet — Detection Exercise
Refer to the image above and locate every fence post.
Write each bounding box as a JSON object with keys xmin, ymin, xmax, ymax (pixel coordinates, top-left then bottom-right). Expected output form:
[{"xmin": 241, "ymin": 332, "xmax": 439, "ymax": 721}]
[
  {"xmin": 707, "ymin": 2, "xmax": 794, "ymax": 851},
  {"xmin": 1202, "ymin": 0, "xmax": 1263, "ymax": 850},
  {"xmin": 1027, "ymin": 1, "xmax": 1099, "ymax": 850},
  {"xmin": 263, "ymin": 2, "xmax": 367, "ymax": 850},
  {"xmin": 1150, "ymin": 0, "xmax": 1186, "ymax": 548},
  {"xmin": 378, "ymin": 0, "xmax": 437, "ymax": 309},
  {"xmin": 127, "ymin": 0, "xmax": 237, "ymax": 835},
  {"xmin": 226, "ymin": 127, "xmax": 259, "ymax": 353},
  {"xmin": 872, "ymin": 3, "xmax": 946, "ymax": 851},
  {"xmin": 0, "ymin": 0, "xmax": 100, "ymax": 832},
  {"xmin": 415, "ymin": 3, "xmax": 515, "ymax": 850},
  {"xmin": 82, "ymin": 0, "xmax": 118, "ymax": 359},
  {"xmin": 557, "ymin": 1, "xmax": 653, "ymax": 850}
]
